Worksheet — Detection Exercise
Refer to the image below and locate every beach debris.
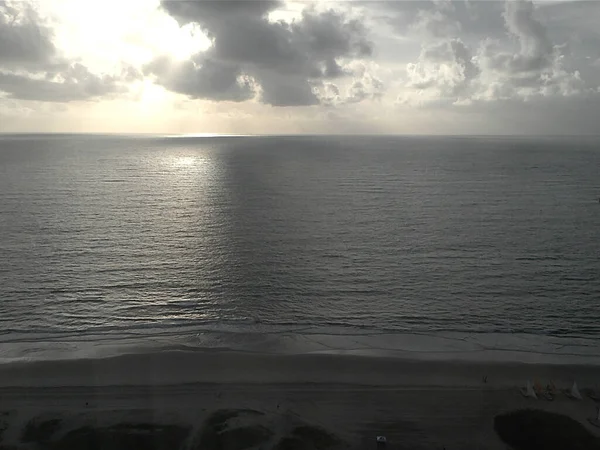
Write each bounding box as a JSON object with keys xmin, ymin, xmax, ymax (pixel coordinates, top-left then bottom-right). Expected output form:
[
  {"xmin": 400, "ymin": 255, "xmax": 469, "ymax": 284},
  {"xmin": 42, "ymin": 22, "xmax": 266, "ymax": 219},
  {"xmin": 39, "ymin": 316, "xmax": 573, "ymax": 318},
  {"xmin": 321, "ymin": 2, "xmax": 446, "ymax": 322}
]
[
  {"xmin": 376, "ymin": 435, "xmax": 387, "ymax": 449},
  {"xmin": 588, "ymin": 407, "xmax": 600, "ymax": 429},
  {"xmin": 566, "ymin": 381, "xmax": 583, "ymax": 400},
  {"xmin": 520, "ymin": 380, "xmax": 537, "ymax": 399}
]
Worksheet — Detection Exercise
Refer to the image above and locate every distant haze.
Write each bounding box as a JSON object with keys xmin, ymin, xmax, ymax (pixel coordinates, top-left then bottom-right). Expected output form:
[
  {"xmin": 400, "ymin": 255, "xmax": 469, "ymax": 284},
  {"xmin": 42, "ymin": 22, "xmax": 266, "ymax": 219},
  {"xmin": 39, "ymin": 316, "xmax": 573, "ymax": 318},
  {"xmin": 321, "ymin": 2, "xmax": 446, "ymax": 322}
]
[{"xmin": 1, "ymin": 0, "xmax": 600, "ymax": 135}]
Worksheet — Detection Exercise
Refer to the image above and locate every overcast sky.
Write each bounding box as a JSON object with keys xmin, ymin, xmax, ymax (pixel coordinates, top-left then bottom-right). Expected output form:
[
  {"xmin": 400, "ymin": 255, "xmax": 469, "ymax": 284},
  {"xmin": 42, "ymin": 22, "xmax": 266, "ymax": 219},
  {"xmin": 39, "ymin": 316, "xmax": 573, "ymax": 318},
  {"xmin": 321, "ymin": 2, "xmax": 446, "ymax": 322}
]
[{"xmin": 1, "ymin": 0, "xmax": 599, "ymax": 134}]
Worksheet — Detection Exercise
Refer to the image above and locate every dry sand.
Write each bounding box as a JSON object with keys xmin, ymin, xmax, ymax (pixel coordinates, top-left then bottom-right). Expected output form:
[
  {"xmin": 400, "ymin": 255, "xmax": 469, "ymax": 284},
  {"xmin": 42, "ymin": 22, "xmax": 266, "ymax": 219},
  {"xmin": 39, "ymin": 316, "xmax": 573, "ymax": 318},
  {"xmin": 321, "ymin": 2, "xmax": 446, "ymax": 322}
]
[{"xmin": 1, "ymin": 352, "xmax": 600, "ymax": 449}]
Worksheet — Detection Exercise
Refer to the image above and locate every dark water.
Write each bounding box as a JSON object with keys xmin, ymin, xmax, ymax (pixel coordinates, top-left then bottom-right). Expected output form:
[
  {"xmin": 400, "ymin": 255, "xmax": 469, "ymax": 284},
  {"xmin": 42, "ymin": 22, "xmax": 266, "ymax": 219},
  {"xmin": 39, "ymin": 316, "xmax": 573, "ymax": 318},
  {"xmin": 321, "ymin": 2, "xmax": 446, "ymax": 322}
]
[{"xmin": 1, "ymin": 134, "xmax": 599, "ymax": 360}]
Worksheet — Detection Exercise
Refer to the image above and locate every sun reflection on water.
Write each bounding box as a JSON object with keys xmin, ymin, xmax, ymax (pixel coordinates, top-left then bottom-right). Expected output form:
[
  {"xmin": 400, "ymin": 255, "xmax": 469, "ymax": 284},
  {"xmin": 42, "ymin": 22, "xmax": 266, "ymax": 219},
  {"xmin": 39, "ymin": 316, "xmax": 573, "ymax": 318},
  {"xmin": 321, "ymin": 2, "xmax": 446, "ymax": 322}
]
[{"xmin": 174, "ymin": 156, "xmax": 197, "ymax": 167}]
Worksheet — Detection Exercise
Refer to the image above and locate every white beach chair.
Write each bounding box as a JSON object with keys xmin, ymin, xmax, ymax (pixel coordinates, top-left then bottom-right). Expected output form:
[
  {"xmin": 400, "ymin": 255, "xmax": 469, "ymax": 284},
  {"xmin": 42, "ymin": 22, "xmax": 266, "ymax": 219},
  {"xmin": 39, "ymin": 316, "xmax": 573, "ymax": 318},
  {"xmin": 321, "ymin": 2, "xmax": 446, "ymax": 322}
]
[
  {"xmin": 520, "ymin": 380, "xmax": 537, "ymax": 399},
  {"xmin": 565, "ymin": 381, "xmax": 583, "ymax": 400}
]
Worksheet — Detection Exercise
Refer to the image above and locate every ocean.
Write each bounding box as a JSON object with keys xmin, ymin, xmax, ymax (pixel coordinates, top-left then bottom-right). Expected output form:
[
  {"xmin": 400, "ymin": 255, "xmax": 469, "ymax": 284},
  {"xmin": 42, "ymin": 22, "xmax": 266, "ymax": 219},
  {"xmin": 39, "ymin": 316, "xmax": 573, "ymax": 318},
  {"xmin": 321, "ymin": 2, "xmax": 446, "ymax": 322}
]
[{"xmin": 1, "ymin": 134, "xmax": 599, "ymax": 363}]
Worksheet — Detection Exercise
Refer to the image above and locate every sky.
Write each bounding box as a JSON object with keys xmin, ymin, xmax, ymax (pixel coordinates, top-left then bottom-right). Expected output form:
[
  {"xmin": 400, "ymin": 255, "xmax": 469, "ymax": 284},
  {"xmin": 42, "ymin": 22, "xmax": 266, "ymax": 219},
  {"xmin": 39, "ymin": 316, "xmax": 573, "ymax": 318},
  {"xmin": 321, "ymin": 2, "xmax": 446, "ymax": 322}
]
[{"xmin": 1, "ymin": 0, "xmax": 600, "ymax": 135}]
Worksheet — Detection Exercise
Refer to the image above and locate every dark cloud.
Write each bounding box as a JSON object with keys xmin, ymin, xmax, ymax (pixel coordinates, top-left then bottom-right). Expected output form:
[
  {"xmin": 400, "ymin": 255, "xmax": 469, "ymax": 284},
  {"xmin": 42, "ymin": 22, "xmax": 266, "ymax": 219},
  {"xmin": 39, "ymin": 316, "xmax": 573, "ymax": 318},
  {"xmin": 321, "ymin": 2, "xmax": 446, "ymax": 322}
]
[
  {"xmin": 162, "ymin": 0, "xmax": 280, "ymax": 29},
  {"xmin": 321, "ymin": 58, "xmax": 348, "ymax": 78},
  {"xmin": 367, "ymin": 0, "xmax": 505, "ymax": 40},
  {"xmin": 258, "ymin": 72, "xmax": 319, "ymax": 106},
  {"xmin": 0, "ymin": 1, "xmax": 57, "ymax": 69},
  {"xmin": 502, "ymin": 0, "xmax": 552, "ymax": 71},
  {"xmin": 0, "ymin": 63, "xmax": 125, "ymax": 102},
  {"xmin": 145, "ymin": 55, "xmax": 255, "ymax": 102},
  {"xmin": 153, "ymin": 1, "xmax": 375, "ymax": 106},
  {"xmin": 477, "ymin": 0, "xmax": 584, "ymax": 96},
  {"xmin": 293, "ymin": 9, "xmax": 372, "ymax": 60}
]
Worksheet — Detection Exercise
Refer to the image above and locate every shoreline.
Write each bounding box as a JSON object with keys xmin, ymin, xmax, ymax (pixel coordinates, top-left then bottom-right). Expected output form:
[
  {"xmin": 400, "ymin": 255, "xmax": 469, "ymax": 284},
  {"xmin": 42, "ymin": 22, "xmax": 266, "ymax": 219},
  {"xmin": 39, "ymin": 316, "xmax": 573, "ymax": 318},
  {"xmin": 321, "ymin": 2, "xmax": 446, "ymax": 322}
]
[{"xmin": 3, "ymin": 330, "xmax": 600, "ymax": 368}]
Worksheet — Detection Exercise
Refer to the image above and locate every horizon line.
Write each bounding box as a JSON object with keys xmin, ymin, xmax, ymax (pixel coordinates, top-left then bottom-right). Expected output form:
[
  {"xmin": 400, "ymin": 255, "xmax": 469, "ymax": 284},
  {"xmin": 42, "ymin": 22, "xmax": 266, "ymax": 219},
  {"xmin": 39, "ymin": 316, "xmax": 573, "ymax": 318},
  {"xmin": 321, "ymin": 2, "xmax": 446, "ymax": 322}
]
[{"xmin": 2, "ymin": 132, "xmax": 600, "ymax": 138}]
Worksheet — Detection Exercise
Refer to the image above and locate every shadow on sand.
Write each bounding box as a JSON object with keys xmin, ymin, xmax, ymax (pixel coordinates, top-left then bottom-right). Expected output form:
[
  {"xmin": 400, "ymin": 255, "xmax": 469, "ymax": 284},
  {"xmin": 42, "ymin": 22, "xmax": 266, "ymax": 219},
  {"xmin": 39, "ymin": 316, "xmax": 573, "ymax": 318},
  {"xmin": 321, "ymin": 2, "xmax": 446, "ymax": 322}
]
[
  {"xmin": 0, "ymin": 409, "xmax": 345, "ymax": 450},
  {"xmin": 494, "ymin": 409, "xmax": 600, "ymax": 450}
]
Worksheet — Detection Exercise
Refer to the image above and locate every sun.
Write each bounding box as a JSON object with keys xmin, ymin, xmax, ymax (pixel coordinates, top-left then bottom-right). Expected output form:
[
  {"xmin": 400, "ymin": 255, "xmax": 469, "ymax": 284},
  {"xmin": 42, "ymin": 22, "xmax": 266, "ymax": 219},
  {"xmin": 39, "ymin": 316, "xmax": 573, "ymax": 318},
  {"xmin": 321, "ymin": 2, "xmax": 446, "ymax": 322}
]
[
  {"xmin": 158, "ymin": 22, "xmax": 212, "ymax": 61},
  {"xmin": 38, "ymin": 0, "xmax": 211, "ymax": 72},
  {"xmin": 138, "ymin": 80, "xmax": 169, "ymax": 107}
]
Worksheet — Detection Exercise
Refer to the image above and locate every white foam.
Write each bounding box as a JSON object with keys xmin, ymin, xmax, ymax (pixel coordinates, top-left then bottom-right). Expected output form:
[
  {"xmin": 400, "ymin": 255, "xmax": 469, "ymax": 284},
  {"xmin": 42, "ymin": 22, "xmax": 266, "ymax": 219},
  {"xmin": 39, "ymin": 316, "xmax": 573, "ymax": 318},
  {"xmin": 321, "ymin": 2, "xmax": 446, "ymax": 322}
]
[{"xmin": 2, "ymin": 331, "xmax": 600, "ymax": 367}]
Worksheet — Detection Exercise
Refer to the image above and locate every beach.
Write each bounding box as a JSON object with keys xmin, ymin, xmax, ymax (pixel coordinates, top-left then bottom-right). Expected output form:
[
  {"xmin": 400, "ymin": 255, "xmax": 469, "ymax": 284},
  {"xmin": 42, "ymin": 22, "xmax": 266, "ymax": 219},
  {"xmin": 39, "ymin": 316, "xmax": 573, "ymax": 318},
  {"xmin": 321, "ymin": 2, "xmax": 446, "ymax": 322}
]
[{"xmin": 1, "ymin": 351, "xmax": 600, "ymax": 449}]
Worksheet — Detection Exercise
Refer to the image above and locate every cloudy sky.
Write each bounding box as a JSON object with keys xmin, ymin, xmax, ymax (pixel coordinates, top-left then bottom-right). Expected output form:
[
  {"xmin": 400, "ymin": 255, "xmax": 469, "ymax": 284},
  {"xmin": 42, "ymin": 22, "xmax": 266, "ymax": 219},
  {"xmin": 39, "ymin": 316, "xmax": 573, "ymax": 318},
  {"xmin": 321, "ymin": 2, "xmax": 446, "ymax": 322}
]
[{"xmin": 1, "ymin": 0, "xmax": 599, "ymax": 134}]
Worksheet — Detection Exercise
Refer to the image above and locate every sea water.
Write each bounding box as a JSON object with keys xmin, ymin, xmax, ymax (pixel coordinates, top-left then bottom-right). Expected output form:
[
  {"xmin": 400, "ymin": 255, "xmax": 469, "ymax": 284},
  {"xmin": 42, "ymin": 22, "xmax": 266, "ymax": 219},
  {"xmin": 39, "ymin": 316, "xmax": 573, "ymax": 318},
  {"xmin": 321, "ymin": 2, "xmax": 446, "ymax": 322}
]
[{"xmin": 1, "ymin": 134, "xmax": 599, "ymax": 363}]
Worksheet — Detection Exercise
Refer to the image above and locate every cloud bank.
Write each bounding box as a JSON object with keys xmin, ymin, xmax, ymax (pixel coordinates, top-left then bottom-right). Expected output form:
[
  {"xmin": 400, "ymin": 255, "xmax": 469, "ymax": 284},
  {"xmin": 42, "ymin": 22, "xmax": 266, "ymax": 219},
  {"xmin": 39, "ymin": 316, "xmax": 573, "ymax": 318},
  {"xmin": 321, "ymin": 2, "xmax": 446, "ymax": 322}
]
[
  {"xmin": 146, "ymin": 1, "xmax": 375, "ymax": 106},
  {"xmin": 0, "ymin": 1, "xmax": 135, "ymax": 102},
  {"xmin": 1, "ymin": 0, "xmax": 599, "ymax": 134}
]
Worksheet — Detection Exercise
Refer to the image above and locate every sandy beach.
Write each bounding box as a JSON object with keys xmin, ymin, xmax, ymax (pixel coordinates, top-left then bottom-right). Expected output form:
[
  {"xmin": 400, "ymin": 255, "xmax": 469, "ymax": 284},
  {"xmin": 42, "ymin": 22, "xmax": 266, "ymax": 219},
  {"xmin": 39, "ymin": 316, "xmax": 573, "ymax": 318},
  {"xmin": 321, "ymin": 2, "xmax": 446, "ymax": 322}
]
[{"xmin": 1, "ymin": 352, "xmax": 600, "ymax": 449}]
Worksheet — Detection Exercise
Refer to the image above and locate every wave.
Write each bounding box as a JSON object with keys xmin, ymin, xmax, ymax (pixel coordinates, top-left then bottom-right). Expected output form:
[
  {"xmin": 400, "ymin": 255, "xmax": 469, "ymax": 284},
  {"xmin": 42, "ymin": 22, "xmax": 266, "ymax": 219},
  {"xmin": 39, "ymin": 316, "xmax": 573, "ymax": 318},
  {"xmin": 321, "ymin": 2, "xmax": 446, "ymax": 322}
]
[{"xmin": 2, "ymin": 316, "xmax": 600, "ymax": 344}]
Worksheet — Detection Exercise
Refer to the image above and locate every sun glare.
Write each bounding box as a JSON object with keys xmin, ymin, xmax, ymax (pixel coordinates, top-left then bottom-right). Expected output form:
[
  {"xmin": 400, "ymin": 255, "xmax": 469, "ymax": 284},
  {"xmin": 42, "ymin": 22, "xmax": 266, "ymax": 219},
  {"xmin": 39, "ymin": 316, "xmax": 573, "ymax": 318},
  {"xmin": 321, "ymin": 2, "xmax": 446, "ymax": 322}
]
[
  {"xmin": 160, "ymin": 23, "xmax": 212, "ymax": 61},
  {"xmin": 139, "ymin": 80, "xmax": 169, "ymax": 106},
  {"xmin": 175, "ymin": 156, "xmax": 196, "ymax": 166},
  {"xmin": 173, "ymin": 156, "xmax": 198, "ymax": 167},
  {"xmin": 39, "ymin": 0, "xmax": 211, "ymax": 72}
]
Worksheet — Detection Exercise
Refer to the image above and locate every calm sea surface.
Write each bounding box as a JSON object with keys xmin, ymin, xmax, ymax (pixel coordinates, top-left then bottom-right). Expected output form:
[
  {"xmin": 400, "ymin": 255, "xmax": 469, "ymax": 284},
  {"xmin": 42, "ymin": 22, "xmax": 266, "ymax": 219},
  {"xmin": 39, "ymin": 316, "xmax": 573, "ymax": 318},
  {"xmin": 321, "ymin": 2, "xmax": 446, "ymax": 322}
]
[{"xmin": 1, "ymin": 135, "xmax": 599, "ymax": 361}]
